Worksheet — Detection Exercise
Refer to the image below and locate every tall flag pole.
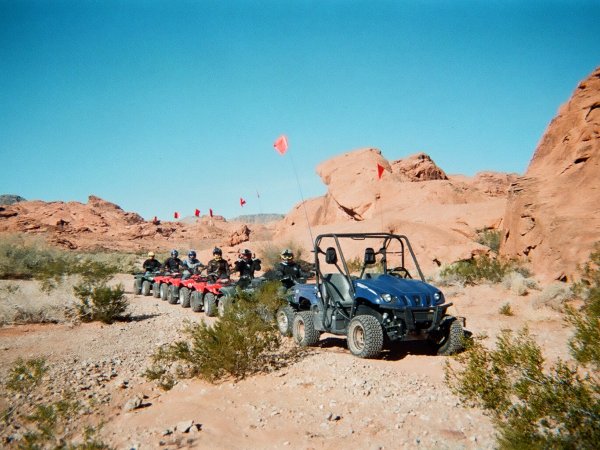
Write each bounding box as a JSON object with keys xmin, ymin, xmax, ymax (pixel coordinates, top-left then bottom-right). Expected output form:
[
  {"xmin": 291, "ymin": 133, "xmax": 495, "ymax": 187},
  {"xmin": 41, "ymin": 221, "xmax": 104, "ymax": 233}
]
[
  {"xmin": 376, "ymin": 162, "xmax": 385, "ymax": 231},
  {"xmin": 273, "ymin": 134, "xmax": 314, "ymax": 246}
]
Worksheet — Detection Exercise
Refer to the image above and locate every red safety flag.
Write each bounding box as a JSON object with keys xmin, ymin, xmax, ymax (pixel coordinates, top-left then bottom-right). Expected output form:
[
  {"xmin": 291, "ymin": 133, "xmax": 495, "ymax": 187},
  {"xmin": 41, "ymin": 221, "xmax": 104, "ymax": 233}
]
[
  {"xmin": 194, "ymin": 208, "xmax": 200, "ymax": 217},
  {"xmin": 174, "ymin": 212, "xmax": 180, "ymax": 219},
  {"xmin": 209, "ymin": 208, "xmax": 213, "ymax": 218},
  {"xmin": 273, "ymin": 134, "xmax": 288, "ymax": 155},
  {"xmin": 377, "ymin": 163, "xmax": 385, "ymax": 180},
  {"xmin": 240, "ymin": 197, "xmax": 246, "ymax": 207}
]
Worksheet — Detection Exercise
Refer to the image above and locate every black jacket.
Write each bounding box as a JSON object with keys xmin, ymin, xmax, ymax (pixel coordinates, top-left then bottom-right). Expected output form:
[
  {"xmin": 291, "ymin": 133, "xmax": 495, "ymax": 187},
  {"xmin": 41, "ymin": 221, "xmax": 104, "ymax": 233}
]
[
  {"xmin": 143, "ymin": 258, "xmax": 162, "ymax": 272},
  {"xmin": 234, "ymin": 258, "xmax": 262, "ymax": 279},
  {"xmin": 162, "ymin": 257, "xmax": 182, "ymax": 272}
]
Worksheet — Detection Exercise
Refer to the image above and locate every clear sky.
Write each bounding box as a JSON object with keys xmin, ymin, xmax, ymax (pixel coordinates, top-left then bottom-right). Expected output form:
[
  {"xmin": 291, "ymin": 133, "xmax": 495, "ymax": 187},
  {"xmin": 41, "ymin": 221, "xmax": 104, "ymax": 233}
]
[{"xmin": 1, "ymin": 0, "xmax": 599, "ymax": 220}]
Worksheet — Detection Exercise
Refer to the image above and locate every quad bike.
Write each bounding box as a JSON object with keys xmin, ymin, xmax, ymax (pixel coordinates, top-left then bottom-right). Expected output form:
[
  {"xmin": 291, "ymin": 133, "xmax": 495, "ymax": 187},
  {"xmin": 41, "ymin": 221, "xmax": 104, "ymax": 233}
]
[
  {"xmin": 280, "ymin": 232, "xmax": 466, "ymax": 359},
  {"xmin": 152, "ymin": 273, "xmax": 181, "ymax": 301},
  {"xmin": 133, "ymin": 271, "xmax": 160, "ymax": 296}
]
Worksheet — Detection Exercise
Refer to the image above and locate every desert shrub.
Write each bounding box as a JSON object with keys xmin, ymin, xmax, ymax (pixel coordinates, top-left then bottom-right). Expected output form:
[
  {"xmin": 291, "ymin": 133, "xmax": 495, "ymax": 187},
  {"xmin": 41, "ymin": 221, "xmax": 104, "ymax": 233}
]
[
  {"xmin": 440, "ymin": 255, "xmax": 522, "ymax": 285},
  {"xmin": 445, "ymin": 247, "xmax": 600, "ymax": 449},
  {"xmin": 498, "ymin": 302, "xmax": 513, "ymax": 316},
  {"xmin": 147, "ymin": 282, "xmax": 285, "ymax": 385},
  {"xmin": 502, "ymin": 271, "xmax": 538, "ymax": 296},
  {"xmin": 73, "ymin": 283, "xmax": 128, "ymax": 324},
  {"xmin": 533, "ymin": 283, "xmax": 573, "ymax": 310},
  {"xmin": 476, "ymin": 228, "xmax": 502, "ymax": 253},
  {"xmin": 5, "ymin": 357, "xmax": 48, "ymax": 393}
]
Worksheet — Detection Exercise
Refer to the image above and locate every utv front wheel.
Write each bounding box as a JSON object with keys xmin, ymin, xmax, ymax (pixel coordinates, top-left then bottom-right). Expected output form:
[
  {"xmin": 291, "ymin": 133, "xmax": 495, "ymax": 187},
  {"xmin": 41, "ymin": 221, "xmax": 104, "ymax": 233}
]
[
  {"xmin": 276, "ymin": 305, "xmax": 295, "ymax": 337},
  {"xmin": 347, "ymin": 315, "xmax": 384, "ymax": 358},
  {"xmin": 190, "ymin": 291, "xmax": 203, "ymax": 312},
  {"xmin": 180, "ymin": 287, "xmax": 191, "ymax": 308},
  {"xmin": 204, "ymin": 293, "xmax": 218, "ymax": 317},
  {"xmin": 432, "ymin": 319, "xmax": 464, "ymax": 356},
  {"xmin": 292, "ymin": 311, "xmax": 320, "ymax": 347},
  {"xmin": 141, "ymin": 280, "xmax": 152, "ymax": 296}
]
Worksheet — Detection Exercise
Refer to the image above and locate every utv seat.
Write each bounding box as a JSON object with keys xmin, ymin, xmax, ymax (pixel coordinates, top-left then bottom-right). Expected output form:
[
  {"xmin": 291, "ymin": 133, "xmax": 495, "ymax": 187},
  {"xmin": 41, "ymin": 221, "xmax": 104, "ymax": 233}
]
[{"xmin": 321, "ymin": 273, "xmax": 353, "ymax": 307}]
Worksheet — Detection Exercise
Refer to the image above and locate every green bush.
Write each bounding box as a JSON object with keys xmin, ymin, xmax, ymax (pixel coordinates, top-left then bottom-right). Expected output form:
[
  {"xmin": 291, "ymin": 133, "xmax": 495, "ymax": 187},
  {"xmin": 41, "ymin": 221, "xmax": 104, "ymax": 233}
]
[
  {"xmin": 498, "ymin": 302, "xmax": 514, "ymax": 316},
  {"xmin": 74, "ymin": 283, "xmax": 128, "ymax": 324},
  {"xmin": 440, "ymin": 255, "xmax": 523, "ymax": 285},
  {"xmin": 5, "ymin": 357, "xmax": 47, "ymax": 393},
  {"xmin": 476, "ymin": 229, "xmax": 502, "ymax": 254},
  {"xmin": 147, "ymin": 282, "xmax": 286, "ymax": 385},
  {"xmin": 445, "ymin": 246, "xmax": 600, "ymax": 449}
]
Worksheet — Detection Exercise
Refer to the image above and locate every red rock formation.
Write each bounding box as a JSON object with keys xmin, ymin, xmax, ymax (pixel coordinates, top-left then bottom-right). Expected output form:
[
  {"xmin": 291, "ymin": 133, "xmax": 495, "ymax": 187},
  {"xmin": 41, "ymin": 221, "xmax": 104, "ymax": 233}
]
[{"xmin": 502, "ymin": 66, "xmax": 600, "ymax": 281}]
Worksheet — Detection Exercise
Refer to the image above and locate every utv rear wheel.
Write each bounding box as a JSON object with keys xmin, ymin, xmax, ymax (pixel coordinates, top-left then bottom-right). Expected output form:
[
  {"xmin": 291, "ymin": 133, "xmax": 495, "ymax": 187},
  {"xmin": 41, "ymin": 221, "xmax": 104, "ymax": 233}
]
[
  {"xmin": 190, "ymin": 291, "xmax": 203, "ymax": 312},
  {"xmin": 205, "ymin": 293, "xmax": 218, "ymax": 317},
  {"xmin": 141, "ymin": 280, "xmax": 151, "ymax": 296},
  {"xmin": 347, "ymin": 315, "xmax": 384, "ymax": 358},
  {"xmin": 159, "ymin": 283, "xmax": 169, "ymax": 301},
  {"xmin": 292, "ymin": 311, "xmax": 320, "ymax": 347},
  {"xmin": 180, "ymin": 287, "xmax": 191, "ymax": 308},
  {"xmin": 152, "ymin": 282, "xmax": 161, "ymax": 298},
  {"xmin": 168, "ymin": 285, "xmax": 179, "ymax": 304},
  {"xmin": 133, "ymin": 278, "xmax": 142, "ymax": 295},
  {"xmin": 276, "ymin": 305, "xmax": 295, "ymax": 337},
  {"xmin": 433, "ymin": 319, "xmax": 464, "ymax": 356}
]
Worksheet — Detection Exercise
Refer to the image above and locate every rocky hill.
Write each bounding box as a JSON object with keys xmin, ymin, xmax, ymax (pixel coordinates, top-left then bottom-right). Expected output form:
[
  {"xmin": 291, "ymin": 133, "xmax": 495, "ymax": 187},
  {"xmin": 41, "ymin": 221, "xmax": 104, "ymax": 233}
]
[
  {"xmin": 0, "ymin": 195, "xmax": 26, "ymax": 206},
  {"xmin": 501, "ymin": 66, "xmax": 600, "ymax": 282}
]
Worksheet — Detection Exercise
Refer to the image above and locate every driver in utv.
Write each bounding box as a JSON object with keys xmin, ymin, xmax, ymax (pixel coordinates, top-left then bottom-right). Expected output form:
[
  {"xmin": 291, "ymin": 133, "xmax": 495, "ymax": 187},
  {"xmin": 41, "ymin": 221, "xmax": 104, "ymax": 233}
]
[{"xmin": 275, "ymin": 249, "xmax": 309, "ymax": 289}]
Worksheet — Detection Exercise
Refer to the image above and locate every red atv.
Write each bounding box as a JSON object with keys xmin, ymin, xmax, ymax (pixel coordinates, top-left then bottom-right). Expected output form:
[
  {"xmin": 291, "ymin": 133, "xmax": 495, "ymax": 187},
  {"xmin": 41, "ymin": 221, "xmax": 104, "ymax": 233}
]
[{"xmin": 152, "ymin": 273, "xmax": 181, "ymax": 301}]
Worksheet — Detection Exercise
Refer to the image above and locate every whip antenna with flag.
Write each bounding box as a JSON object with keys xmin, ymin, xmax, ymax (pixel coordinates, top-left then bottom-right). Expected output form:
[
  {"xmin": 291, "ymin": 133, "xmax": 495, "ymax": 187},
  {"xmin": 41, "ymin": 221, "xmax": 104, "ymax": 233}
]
[{"xmin": 273, "ymin": 134, "xmax": 314, "ymax": 246}]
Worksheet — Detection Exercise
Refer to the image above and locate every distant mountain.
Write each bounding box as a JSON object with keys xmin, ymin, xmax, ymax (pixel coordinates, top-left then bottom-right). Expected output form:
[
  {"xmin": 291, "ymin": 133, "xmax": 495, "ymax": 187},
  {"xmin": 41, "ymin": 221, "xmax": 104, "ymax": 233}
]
[
  {"xmin": 229, "ymin": 213, "xmax": 285, "ymax": 224},
  {"xmin": 0, "ymin": 195, "xmax": 26, "ymax": 205}
]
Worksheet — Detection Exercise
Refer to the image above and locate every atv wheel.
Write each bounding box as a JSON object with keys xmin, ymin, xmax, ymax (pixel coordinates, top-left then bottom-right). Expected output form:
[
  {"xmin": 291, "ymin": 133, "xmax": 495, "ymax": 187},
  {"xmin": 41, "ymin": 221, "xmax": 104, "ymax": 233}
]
[
  {"xmin": 152, "ymin": 282, "xmax": 161, "ymax": 298},
  {"xmin": 168, "ymin": 285, "xmax": 179, "ymax": 304},
  {"xmin": 347, "ymin": 315, "xmax": 384, "ymax": 358},
  {"xmin": 141, "ymin": 280, "xmax": 152, "ymax": 296},
  {"xmin": 276, "ymin": 305, "xmax": 295, "ymax": 337},
  {"xmin": 159, "ymin": 283, "xmax": 169, "ymax": 301},
  {"xmin": 190, "ymin": 291, "xmax": 203, "ymax": 312},
  {"xmin": 292, "ymin": 311, "xmax": 320, "ymax": 347},
  {"xmin": 218, "ymin": 296, "xmax": 233, "ymax": 317},
  {"xmin": 133, "ymin": 278, "xmax": 142, "ymax": 295},
  {"xmin": 432, "ymin": 319, "xmax": 465, "ymax": 356},
  {"xmin": 180, "ymin": 287, "xmax": 191, "ymax": 308},
  {"xmin": 204, "ymin": 293, "xmax": 218, "ymax": 317}
]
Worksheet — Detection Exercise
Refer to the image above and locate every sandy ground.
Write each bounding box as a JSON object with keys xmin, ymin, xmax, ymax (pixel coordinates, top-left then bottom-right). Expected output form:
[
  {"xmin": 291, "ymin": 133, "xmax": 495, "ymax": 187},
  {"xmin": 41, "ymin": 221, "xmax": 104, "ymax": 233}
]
[{"xmin": 0, "ymin": 275, "xmax": 572, "ymax": 449}]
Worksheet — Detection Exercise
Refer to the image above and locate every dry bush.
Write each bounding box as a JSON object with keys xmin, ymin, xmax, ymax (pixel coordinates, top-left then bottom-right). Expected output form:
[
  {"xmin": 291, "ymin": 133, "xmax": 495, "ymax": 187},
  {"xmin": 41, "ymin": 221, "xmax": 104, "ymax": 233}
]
[
  {"xmin": 532, "ymin": 283, "xmax": 573, "ymax": 310},
  {"xmin": 502, "ymin": 271, "xmax": 538, "ymax": 296},
  {"xmin": 440, "ymin": 255, "xmax": 526, "ymax": 286}
]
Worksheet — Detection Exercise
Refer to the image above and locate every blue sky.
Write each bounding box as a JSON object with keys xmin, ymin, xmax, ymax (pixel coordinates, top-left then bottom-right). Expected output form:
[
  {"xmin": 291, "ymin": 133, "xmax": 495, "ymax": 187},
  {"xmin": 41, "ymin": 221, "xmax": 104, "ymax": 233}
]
[{"xmin": 1, "ymin": 0, "xmax": 598, "ymax": 220}]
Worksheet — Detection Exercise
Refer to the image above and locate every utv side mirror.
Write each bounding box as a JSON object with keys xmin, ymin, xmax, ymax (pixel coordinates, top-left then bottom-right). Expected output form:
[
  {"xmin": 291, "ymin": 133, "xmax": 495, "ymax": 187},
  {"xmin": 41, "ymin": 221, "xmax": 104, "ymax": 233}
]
[
  {"xmin": 364, "ymin": 247, "xmax": 376, "ymax": 265},
  {"xmin": 325, "ymin": 247, "xmax": 337, "ymax": 264}
]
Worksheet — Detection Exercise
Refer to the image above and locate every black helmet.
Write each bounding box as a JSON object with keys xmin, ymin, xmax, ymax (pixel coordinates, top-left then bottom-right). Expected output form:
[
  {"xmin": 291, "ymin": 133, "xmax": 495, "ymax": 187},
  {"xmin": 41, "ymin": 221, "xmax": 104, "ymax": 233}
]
[
  {"xmin": 281, "ymin": 248, "xmax": 293, "ymax": 261},
  {"xmin": 188, "ymin": 250, "xmax": 196, "ymax": 258},
  {"xmin": 241, "ymin": 249, "xmax": 252, "ymax": 259},
  {"xmin": 213, "ymin": 247, "xmax": 222, "ymax": 256},
  {"xmin": 171, "ymin": 249, "xmax": 179, "ymax": 257}
]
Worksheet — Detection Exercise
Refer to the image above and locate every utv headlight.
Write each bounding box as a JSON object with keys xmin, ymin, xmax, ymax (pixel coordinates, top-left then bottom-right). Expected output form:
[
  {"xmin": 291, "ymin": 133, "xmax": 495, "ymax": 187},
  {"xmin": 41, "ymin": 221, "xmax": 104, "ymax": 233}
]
[
  {"xmin": 381, "ymin": 293, "xmax": 393, "ymax": 303},
  {"xmin": 433, "ymin": 291, "xmax": 443, "ymax": 304}
]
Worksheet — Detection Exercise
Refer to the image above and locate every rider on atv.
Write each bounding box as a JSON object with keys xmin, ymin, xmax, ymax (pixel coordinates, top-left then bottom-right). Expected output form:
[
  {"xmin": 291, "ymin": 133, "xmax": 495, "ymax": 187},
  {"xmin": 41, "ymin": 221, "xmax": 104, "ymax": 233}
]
[
  {"xmin": 233, "ymin": 248, "xmax": 262, "ymax": 288},
  {"xmin": 206, "ymin": 247, "xmax": 230, "ymax": 281},
  {"xmin": 142, "ymin": 251, "xmax": 161, "ymax": 272},
  {"xmin": 162, "ymin": 249, "xmax": 183, "ymax": 273},
  {"xmin": 181, "ymin": 250, "xmax": 205, "ymax": 280}
]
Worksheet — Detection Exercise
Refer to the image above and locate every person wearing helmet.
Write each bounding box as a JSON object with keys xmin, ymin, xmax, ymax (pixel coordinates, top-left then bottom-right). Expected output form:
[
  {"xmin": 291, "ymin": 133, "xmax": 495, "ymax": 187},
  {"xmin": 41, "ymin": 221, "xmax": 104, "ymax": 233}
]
[
  {"xmin": 162, "ymin": 249, "xmax": 182, "ymax": 273},
  {"xmin": 142, "ymin": 251, "xmax": 161, "ymax": 273},
  {"xmin": 206, "ymin": 247, "xmax": 230, "ymax": 280},
  {"xmin": 233, "ymin": 248, "xmax": 262, "ymax": 282},
  {"xmin": 181, "ymin": 250, "xmax": 205, "ymax": 280},
  {"xmin": 275, "ymin": 248, "xmax": 307, "ymax": 289}
]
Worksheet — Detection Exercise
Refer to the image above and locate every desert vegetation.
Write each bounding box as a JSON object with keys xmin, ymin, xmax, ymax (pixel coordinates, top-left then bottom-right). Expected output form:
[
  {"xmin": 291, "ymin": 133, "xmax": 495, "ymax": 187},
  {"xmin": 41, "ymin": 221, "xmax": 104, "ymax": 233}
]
[{"xmin": 446, "ymin": 245, "xmax": 600, "ymax": 449}]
